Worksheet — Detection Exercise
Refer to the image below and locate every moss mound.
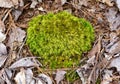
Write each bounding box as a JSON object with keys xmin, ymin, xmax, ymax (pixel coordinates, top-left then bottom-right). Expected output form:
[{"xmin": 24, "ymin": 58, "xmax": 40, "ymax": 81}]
[{"xmin": 26, "ymin": 11, "xmax": 95, "ymax": 69}]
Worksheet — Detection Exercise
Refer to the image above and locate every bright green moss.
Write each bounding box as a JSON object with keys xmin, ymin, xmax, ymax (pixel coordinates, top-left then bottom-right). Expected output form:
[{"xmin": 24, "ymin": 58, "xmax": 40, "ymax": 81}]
[{"xmin": 26, "ymin": 11, "xmax": 95, "ymax": 69}]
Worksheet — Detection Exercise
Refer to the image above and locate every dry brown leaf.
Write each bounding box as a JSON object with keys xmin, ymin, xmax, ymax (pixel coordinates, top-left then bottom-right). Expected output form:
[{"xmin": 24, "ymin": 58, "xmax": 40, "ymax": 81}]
[
  {"xmin": 98, "ymin": 0, "xmax": 114, "ymax": 6},
  {"xmin": 88, "ymin": 36, "xmax": 101, "ymax": 58},
  {"xmin": 7, "ymin": 27, "xmax": 26, "ymax": 48},
  {"xmin": 72, "ymin": 0, "xmax": 89, "ymax": 9}
]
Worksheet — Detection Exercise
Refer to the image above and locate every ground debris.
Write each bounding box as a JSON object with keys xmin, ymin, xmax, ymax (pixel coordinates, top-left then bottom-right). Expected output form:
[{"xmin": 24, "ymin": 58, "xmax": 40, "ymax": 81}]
[
  {"xmin": 9, "ymin": 57, "xmax": 41, "ymax": 69},
  {"xmin": 0, "ymin": 0, "xmax": 120, "ymax": 83}
]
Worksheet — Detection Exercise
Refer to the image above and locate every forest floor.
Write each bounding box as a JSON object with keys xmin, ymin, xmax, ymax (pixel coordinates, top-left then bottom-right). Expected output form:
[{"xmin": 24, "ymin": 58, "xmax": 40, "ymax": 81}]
[{"xmin": 0, "ymin": 0, "xmax": 120, "ymax": 84}]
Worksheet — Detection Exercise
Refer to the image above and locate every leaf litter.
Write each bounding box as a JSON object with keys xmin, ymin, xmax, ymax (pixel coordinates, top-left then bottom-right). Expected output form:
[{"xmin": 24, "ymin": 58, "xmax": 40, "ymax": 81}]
[
  {"xmin": 9, "ymin": 57, "xmax": 41, "ymax": 69},
  {"xmin": 0, "ymin": 0, "xmax": 120, "ymax": 84},
  {"xmin": 55, "ymin": 70, "xmax": 66, "ymax": 84},
  {"xmin": 7, "ymin": 27, "xmax": 26, "ymax": 48}
]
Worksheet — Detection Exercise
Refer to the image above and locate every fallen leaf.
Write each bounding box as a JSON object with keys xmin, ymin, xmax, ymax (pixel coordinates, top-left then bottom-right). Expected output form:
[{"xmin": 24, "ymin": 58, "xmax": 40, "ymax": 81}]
[
  {"xmin": 87, "ymin": 55, "xmax": 95, "ymax": 65},
  {"xmin": 0, "ymin": 32, "xmax": 6, "ymax": 43},
  {"xmin": 38, "ymin": 7, "xmax": 45, "ymax": 11},
  {"xmin": 76, "ymin": 68, "xmax": 87, "ymax": 84},
  {"xmin": 98, "ymin": 0, "xmax": 114, "ymax": 6},
  {"xmin": 0, "ymin": 43, "xmax": 7, "ymax": 56},
  {"xmin": 105, "ymin": 8, "xmax": 120, "ymax": 31},
  {"xmin": 14, "ymin": 68, "xmax": 26, "ymax": 84},
  {"xmin": 105, "ymin": 8, "xmax": 117, "ymax": 23},
  {"xmin": 115, "ymin": 0, "xmax": 120, "ymax": 11},
  {"xmin": 0, "ymin": 56, "xmax": 7, "ymax": 67},
  {"xmin": 37, "ymin": 80, "xmax": 43, "ymax": 84},
  {"xmin": 30, "ymin": 0, "xmax": 42, "ymax": 8},
  {"xmin": 106, "ymin": 40, "xmax": 120, "ymax": 55},
  {"xmin": 109, "ymin": 57, "xmax": 120, "ymax": 72},
  {"xmin": 55, "ymin": 70, "xmax": 66, "ymax": 84},
  {"xmin": 38, "ymin": 0, "xmax": 42, "ymax": 2},
  {"xmin": 0, "ymin": 20, "xmax": 5, "ymax": 32},
  {"xmin": 65, "ymin": 8, "xmax": 72, "ymax": 14},
  {"xmin": 88, "ymin": 36, "xmax": 101, "ymax": 58},
  {"xmin": 111, "ymin": 14, "xmax": 120, "ymax": 31},
  {"xmin": 0, "ymin": 0, "xmax": 23, "ymax": 8},
  {"xmin": 29, "ymin": 79, "xmax": 35, "ymax": 84},
  {"xmin": 25, "ymin": 68, "xmax": 34, "ymax": 84},
  {"xmin": 0, "ymin": 0, "xmax": 14, "ymax": 8},
  {"xmin": 0, "ymin": 69, "xmax": 11, "ymax": 84},
  {"xmin": 38, "ymin": 74, "xmax": 52, "ymax": 84},
  {"xmin": 61, "ymin": 0, "xmax": 66, "ymax": 5},
  {"xmin": 12, "ymin": 0, "xmax": 19, "ymax": 6},
  {"xmin": 7, "ymin": 27, "xmax": 26, "ymax": 48},
  {"xmin": 0, "ymin": 79, "xmax": 5, "ymax": 84},
  {"xmin": 72, "ymin": 0, "xmax": 89, "ymax": 9},
  {"xmin": 110, "ymin": 32, "xmax": 118, "ymax": 42},
  {"xmin": 101, "ymin": 70, "xmax": 113, "ymax": 84},
  {"xmin": 19, "ymin": 0, "xmax": 24, "ymax": 7},
  {"xmin": 9, "ymin": 57, "xmax": 41, "ymax": 69},
  {"xmin": 12, "ymin": 9, "xmax": 23, "ymax": 21},
  {"xmin": 5, "ymin": 69, "xmax": 13, "ymax": 79},
  {"xmin": 30, "ymin": 0, "xmax": 38, "ymax": 8}
]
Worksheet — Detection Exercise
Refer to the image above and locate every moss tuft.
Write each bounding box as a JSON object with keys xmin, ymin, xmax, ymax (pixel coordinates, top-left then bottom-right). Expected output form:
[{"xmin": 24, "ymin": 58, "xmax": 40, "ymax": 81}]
[{"xmin": 26, "ymin": 11, "xmax": 95, "ymax": 69}]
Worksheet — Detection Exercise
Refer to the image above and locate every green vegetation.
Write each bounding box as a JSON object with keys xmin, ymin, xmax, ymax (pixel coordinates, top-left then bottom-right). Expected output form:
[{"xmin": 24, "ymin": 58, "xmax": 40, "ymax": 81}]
[
  {"xmin": 26, "ymin": 11, "xmax": 95, "ymax": 69},
  {"xmin": 65, "ymin": 70, "xmax": 80, "ymax": 82}
]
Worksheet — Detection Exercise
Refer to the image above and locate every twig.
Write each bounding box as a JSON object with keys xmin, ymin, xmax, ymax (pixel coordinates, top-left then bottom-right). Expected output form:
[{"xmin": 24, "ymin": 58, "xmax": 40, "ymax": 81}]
[
  {"xmin": 2, "ymin": 9, "xmax": 12, "ymax": 22},
  {"xmin": 87, "ymin": 63, "xmax": 97, "ymax": 84},
  {"xmin": 5, "ymin": 11, "xmax": 16, "ymax": 35},
  {"xmin": 17, "ymin": 37, "xmax": 27, "ymax": 57}
]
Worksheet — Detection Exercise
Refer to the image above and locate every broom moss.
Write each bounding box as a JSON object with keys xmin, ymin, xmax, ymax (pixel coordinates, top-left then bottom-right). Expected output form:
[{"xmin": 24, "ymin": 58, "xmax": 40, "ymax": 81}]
[{"xmin": 26, "ymin": 11, "xmax": 95, "ymax": 69}]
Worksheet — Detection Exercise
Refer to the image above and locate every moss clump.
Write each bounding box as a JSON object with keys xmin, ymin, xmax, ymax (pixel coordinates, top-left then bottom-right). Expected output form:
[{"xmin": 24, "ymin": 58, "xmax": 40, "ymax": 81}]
[{"xmin": 26, "ymin": 11, "xmax": 95, "ymax": 69}]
